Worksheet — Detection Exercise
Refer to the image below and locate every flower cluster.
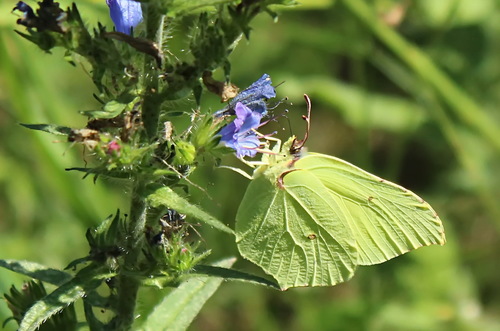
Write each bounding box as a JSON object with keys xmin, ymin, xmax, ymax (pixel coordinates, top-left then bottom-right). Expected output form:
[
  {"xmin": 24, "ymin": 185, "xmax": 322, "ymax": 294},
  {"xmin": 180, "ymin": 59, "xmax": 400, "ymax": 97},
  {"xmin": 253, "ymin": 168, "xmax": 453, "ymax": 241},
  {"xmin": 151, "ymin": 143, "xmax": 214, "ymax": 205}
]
[
  {"xmin": 218, "ymin": 74, "xmax": 276, "ymax": 158},
  {"xmin": 106, "ymin": 0, "xmax": 143, "ymax": 35}
]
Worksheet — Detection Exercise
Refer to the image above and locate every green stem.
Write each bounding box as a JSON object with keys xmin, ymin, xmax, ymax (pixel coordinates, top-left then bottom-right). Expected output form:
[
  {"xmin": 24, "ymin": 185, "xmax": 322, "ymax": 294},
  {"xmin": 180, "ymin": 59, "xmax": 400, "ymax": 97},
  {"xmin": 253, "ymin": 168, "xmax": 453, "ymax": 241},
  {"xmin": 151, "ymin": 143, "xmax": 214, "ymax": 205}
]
[
  {"xmin": 341, "ymin": 0, "xmax": 500, "ymax": 152},
  {"xmin": 109, "ymin": 275, "xmax": 140, "ymax": 330},
  {"xmin": 106, "ymin": 4, "xmax": 164, "ymax": 323},
  {"xmin": 140, "ymin": 3, "xmax": 164, "ymax": 139},
  {"xmin": 126, "ymin": 182, "xmax": 149, "ymax": 253},
  {"xmin": 107, "ymin": 183, "xmax": 147, "ymax": 331}
]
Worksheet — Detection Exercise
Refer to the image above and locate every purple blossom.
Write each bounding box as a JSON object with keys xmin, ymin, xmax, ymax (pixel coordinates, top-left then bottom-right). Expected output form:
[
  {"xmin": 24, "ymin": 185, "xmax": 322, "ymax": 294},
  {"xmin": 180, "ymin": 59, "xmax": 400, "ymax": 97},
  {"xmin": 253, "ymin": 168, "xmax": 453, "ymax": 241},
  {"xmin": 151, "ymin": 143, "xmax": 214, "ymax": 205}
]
[
  {"xmin": 106, "ymin": 0, "xmax": 143, "ymax": 35},
  {"xmin": 219, "ymin": 102, "xmax": 263, "ymax": 158}
]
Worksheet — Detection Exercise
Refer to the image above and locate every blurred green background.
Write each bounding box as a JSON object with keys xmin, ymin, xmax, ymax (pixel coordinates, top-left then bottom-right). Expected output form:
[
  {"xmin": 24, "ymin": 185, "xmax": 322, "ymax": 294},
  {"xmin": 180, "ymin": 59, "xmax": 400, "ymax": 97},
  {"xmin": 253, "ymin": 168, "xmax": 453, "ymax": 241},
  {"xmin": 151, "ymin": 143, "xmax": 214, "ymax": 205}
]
[{"xmin": 2, "ymin": 0, "xmax": 500, "ymax": 330}]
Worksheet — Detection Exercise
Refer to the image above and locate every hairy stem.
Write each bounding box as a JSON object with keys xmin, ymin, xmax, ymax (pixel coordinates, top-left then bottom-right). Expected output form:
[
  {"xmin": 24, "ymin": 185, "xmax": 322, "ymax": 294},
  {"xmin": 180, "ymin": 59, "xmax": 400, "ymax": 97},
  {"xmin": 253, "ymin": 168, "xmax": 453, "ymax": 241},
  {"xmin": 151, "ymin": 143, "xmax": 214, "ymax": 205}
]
[{"xmin": 107, "ymin": 183, "xmax": 147, "ymax": 331}]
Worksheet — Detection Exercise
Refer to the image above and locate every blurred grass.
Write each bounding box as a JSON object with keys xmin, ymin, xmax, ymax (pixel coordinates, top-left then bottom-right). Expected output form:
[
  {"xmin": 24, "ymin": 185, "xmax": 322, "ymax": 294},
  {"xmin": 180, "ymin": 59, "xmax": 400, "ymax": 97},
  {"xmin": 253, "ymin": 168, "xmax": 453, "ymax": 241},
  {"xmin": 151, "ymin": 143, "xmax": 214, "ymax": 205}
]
[{"xmin": 1, "ymin": 0, "xmax": 500, "ymax": 330}]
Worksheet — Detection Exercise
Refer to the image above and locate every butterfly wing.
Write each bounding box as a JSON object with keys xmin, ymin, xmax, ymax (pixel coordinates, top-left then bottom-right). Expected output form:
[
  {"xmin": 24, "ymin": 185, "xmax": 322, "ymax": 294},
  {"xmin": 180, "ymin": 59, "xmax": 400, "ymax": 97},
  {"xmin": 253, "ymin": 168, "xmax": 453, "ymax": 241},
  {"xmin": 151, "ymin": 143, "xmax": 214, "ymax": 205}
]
[
  {"xmin": 236, "ymin": 170, "xmax": 357, "ymax": 290},
  {"xmin": 296, "ymin": 153, "xmax": 446, "ymax": 266}
]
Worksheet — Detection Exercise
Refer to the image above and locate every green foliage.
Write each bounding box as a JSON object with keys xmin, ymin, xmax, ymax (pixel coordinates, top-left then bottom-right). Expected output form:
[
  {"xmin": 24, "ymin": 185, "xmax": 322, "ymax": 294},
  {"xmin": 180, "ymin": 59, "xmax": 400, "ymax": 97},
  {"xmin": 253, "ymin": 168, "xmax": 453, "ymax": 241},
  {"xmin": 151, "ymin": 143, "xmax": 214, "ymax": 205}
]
[
  {"xmin": 0, "ymin": 260, "xmax": 71, "ymax": 286},
  {"xmin": 139, "ymin": 257, "xmax": 237, "ymax": 331},
  {"xmin": 4, "ymin": 0, "xmax": 295, "ymax": 329},
  {"xmin": 3, "ymin": 281, "xmax": 77, "ymax": 331},
  {"xmin": 146, "ymin": 186, "xmax": 234, "ymax": 234},
  {"xmin": 3, "ymin": 0, "xmax": 500, "ymax": 330},
  {"xmin": 17, "ymin": 266, "xmax": 112, "ymax": 331}
]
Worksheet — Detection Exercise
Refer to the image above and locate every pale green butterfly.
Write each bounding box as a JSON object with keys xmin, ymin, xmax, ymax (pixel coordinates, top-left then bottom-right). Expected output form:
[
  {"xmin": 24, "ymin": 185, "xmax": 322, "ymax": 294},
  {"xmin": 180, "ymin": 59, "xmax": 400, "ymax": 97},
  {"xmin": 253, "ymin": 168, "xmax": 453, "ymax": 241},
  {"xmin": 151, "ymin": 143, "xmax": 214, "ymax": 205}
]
[{"xmin": 235, "ymin": 95, "xmax": 446, "ymax": 290}]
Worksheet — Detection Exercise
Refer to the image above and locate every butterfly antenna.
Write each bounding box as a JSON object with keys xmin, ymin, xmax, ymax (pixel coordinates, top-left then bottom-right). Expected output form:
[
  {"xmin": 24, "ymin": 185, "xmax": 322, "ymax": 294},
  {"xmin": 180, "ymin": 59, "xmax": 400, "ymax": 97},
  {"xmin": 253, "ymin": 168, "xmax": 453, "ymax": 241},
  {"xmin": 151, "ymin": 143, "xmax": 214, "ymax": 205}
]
[
  {"xmin": 290, "ymin": 94, "xmax": 312, "ymax": 154},
  {"xmin": 303, "ymin": 94, "xmax": 312, "ymax": 143}
]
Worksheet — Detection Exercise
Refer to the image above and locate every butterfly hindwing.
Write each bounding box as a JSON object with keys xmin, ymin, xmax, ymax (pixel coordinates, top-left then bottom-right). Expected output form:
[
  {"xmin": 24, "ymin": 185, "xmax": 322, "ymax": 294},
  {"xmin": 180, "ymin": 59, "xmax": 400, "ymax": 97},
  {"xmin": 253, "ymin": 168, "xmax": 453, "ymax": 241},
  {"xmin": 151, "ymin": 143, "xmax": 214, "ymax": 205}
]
[{"xmin": 236, "ymin": 168, "xmax": 357, "ymax": 290}]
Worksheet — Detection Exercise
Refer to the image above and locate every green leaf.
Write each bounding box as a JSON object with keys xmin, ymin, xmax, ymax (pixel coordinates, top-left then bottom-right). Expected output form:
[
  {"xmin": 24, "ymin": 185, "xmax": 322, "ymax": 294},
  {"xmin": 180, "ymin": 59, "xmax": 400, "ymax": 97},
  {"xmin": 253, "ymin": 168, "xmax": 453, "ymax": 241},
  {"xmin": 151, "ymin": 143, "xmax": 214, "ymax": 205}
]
[
  {"xmin": 18, "ymin": 266, "xmax": 115, "ymax": 331},
  {"xmin": 146, "ymin": 186, "xmax": 234, "ymax": 235},
  {"xmin": 193, "ymin": 264, "xmax": 280, "ymax": 290},
  {"xmin": 140, "ymin": 257, "xmax": 236, "ymax": 331},
  {"xmin": 20, "ymin": 123, "xmax": 72, "ymax": 136},
  {"xmin": 80, "ymin": 100, "xmax": 127, "ymax": 119},
  {"xmin": 0, "ymin": 259, "xmax": 72, "ymax": 286},
  {"xmin": 235, "ymin": 138, "xmax": 446, "ymax": 290}
]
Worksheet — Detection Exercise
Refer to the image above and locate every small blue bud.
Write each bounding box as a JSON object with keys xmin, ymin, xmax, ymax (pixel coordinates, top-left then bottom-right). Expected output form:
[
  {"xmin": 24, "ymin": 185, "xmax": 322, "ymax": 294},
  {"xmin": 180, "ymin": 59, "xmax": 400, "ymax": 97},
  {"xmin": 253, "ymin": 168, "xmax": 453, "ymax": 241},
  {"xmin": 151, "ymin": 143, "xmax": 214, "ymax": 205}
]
[
  {"xmin": 215, "ymin": 74, "xmax": 276, "ymax": 117},
  {"xmin": 106, "ymin": 0, "xmax": 143, "ymax": 35}
]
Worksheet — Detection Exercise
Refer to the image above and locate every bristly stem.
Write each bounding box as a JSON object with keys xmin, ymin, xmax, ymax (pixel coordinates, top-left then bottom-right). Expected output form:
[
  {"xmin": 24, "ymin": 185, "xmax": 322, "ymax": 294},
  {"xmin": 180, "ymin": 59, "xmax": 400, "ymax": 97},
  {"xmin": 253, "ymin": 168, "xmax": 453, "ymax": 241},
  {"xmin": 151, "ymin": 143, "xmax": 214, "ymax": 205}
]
[
  {"xmin": 106, "ymin": 3, "xmax": 165, "ymax": 328},
  {"xmin": 107, "ymin": 182, "xmax": 147, "ymax": 330},
  {"xmin": 109, "ymin": 275, "xmax": 140, "ymax": 330}
]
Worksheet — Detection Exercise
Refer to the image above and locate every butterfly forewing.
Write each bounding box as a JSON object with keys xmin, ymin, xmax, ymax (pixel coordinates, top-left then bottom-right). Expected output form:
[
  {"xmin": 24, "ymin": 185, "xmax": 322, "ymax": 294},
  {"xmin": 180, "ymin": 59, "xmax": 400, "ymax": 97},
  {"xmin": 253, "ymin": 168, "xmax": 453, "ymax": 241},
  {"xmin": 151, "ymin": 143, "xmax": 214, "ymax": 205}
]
[{"xmin": 296, "ymin": 153, "xmax": 446, "ymax": 266}]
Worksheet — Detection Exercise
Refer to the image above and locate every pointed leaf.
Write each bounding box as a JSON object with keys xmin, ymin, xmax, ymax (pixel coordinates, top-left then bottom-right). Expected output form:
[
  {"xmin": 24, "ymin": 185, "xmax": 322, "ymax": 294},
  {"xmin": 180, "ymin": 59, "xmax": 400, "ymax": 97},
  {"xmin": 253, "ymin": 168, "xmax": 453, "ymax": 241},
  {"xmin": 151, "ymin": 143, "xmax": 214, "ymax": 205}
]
[
  {"xmin": 140, "ymin": 257, "xmax": 236, "ymax": 331},
  {"xmin": 20, "ymin": 123, "xmax": 72, "ymax": 136},
  {"xmin": 0, "ymin": 259, "xmax": 72, "ymax": 286},
  {"xmin": 18, "ymin": 266, "xmax": 115, "ymax": 331},
  {"xmin": 193, "ymin": 264, "xmax": 280, "ymax": 290},
  {"xmin": 147, "ymin": 186, "xmax": 234, "ymax": 235}
]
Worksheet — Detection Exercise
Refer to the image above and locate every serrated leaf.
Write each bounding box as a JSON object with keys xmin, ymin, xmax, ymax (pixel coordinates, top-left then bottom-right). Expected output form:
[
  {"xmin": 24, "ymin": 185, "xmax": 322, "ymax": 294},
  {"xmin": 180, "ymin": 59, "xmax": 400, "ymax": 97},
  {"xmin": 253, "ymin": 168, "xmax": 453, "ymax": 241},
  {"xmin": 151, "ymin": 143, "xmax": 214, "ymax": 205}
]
[
  {"xmin": 18, "ymin": 266, "xmax": 115, "ymax": 331},
  {"xmin": 20, "ymin": 123, "xmax": 72, "ymax": 136},
  {"xmin": 0, "ymin": 260, "xmax": 72, "ymax": 286},
  {"xmin": 146, "ymin": 186, "xmax": 234, "ymax": 235},
  {"xmin": 140, "ymin": 257, "xmax": 236, "ymax": 331}
]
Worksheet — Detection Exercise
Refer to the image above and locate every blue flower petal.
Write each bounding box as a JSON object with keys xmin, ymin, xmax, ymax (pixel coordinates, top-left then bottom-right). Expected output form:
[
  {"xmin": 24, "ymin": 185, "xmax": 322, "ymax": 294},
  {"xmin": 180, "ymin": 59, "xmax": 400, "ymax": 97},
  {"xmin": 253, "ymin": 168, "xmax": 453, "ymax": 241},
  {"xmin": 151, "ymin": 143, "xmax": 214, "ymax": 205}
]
[
  {"xmin": 235, "ymin": 134, "xmax": 261, "ymax": 158},
  {"xmin": 235, "ymin": 103, "xmax": 262, "ymax": 132},
  {"xmin": 106, "ymin": 0, "xmax": 143, "ymax": 35},
  {"xmin": 219, "ymin": 102, "xmax": 263, "ymax": 158}
]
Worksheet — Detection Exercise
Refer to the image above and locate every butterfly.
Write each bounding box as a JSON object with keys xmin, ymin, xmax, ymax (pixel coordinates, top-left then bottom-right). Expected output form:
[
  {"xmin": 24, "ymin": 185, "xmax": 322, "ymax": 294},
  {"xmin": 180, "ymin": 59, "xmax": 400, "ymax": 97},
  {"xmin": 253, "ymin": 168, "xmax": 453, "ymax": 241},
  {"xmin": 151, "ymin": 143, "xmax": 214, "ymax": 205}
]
[{"xmin": 235, "ymin": 95, "xmax": 446, "ymax": 290}]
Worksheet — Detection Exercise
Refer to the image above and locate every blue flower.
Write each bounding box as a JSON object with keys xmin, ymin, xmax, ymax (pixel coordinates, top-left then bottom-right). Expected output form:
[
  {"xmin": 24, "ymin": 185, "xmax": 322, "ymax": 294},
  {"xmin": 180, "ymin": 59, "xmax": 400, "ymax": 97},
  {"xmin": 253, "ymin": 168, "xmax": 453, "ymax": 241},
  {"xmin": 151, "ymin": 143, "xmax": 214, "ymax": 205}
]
[
  {"xmin": 219, "ymin": 102, "xmax": 263, "ymax": 158},
  {"xmin": 106, "ymin": 0, "xmax": 143, "ymax": 35},
  {"xmin": 215, "ymin": 74, "xmax": 276, "ymax": 117}
]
